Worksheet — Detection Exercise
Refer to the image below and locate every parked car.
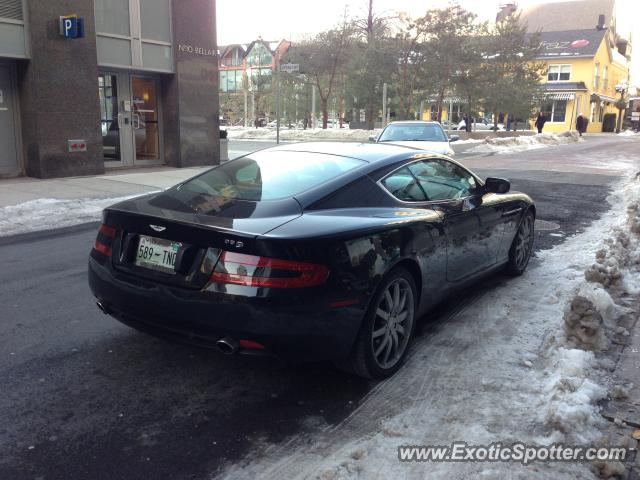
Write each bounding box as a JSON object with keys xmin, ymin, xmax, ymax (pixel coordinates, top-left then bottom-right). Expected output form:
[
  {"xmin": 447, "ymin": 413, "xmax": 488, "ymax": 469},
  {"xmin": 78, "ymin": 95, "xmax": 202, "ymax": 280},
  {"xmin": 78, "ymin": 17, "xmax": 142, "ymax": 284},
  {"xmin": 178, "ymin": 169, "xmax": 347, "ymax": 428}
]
[
  {"xmin": 89, "ymin": 142, "xmax": 535, "ymax": 379},
  {"xmin": 456, "ymin": 118, "xmax": 505, "ymax": 131},
  {"xmin": 370, "ymin": 121, "xmax": 458, "ymax": 156}
]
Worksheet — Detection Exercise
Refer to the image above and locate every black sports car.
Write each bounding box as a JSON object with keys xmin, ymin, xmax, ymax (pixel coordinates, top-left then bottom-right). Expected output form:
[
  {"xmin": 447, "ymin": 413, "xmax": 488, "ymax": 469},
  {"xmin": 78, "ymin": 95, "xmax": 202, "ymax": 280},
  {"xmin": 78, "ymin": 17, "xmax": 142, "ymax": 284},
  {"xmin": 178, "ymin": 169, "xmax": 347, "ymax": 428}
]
[{"xmin": 89, "ymin": 142, "xmax": 535, "ymax": 379}]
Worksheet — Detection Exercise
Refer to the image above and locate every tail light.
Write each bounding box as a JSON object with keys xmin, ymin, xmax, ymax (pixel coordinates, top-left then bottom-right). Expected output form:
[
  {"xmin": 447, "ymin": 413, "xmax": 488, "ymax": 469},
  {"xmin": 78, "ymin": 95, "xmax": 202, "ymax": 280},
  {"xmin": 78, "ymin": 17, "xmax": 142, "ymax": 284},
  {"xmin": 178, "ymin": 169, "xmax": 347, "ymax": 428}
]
[
  {"xmin": 94, "ymin": 224, "xmax": 116, "ymax": 257},
  {"xmin": 210, "ymin": 251, "xmax": 329, "ymax": 288}
]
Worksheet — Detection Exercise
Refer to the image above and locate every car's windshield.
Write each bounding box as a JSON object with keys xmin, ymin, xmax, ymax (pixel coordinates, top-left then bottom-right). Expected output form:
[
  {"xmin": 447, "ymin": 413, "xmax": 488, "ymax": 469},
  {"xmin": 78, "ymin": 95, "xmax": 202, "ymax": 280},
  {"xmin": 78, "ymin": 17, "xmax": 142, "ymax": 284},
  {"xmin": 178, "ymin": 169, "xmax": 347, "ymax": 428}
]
[
  {"xmin": 177, "ymin": 151, "xmax": 365, "ymax": 202},
  {"xmin": 378, "ymin": 124, "xmax": 448, "ymax": 142}
]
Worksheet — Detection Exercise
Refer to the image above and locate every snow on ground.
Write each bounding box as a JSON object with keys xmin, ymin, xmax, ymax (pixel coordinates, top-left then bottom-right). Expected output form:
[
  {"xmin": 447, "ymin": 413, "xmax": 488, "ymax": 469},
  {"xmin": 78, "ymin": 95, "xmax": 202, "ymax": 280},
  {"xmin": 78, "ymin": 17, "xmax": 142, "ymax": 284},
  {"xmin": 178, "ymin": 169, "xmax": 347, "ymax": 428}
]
[
  {"xmin": 0, "ymin": 195, "xmax": 144, "ymax": 237},
  {"xmin": 226, "ymin": 126, "xmax": 483, "ymax": 144},
  {"xmin": 467, "ymin": 131, "xmax": 581, "ymax": 155},
  {"xmin": 226, "ymin": 126, "xmax": 382, "ymax": 142},
  {"xmin": 217, "ymin": 158, "xmax": 640, "ymax": 480},
  {"xmin": 618, "ymin": 130, "xmax": 639, "ymax": 137}
]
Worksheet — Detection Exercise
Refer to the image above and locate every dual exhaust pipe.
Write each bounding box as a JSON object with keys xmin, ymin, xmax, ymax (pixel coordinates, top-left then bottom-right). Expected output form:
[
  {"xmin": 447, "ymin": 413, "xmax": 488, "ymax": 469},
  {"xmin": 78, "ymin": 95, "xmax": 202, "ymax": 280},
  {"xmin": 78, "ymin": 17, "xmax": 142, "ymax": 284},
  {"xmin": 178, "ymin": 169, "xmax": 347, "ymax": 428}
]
[{"xmin": 96, "ymin": 301, "xmax": 240, "ymax": 355}]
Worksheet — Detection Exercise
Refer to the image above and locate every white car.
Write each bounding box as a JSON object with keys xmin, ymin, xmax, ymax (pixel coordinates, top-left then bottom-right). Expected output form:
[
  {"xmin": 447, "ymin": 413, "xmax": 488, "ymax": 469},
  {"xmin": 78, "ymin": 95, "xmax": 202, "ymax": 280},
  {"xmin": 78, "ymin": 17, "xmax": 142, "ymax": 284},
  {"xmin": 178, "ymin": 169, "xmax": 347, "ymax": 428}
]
[
  {"xmin": 456, "ymin": 119, "xmax": 505, "ymax": 131},
  {"xmin": 370, "ymin": 121, "xmax": 458, "ymax": 156}
]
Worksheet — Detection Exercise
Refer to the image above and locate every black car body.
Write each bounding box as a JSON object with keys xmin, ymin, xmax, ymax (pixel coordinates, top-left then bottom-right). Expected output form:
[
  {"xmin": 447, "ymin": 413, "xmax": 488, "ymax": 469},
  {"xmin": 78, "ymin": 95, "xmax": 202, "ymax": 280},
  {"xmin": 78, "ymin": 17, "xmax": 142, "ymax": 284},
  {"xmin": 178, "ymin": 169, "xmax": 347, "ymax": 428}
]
[{"xmin": 89, "ymin": 142, "xmax": 535, "ymax": 378}]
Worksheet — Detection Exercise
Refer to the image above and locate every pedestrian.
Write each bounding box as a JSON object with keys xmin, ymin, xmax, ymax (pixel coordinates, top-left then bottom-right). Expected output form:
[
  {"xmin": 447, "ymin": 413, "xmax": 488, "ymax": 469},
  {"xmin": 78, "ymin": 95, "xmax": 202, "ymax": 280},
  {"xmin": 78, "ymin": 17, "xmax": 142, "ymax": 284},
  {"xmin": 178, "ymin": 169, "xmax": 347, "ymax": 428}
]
[
  {"xmin": 576, "ymin": 113, "xmax": 586, "ymax": 136},
  {"xmin": 463, "ymin": 113, "xmax": 471, "ymax": 132},
  {"xmin": 534, "ymin": 111, "xmax": 547, "ymax": 134},
  {"xmin": 303, "ymin": 117, "xmax": 308, "ymax": 130}
]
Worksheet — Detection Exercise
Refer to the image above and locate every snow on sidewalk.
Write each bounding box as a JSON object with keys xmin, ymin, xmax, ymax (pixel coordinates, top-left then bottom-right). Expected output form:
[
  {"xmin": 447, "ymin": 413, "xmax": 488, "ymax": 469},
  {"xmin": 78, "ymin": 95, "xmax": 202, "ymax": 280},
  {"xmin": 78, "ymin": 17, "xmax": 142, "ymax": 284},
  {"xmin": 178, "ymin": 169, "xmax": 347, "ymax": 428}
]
[
  {"xmin": 467, "ymin": 131, "xmax": 582, "ymax": 155},
  {"xmin": 0, "ymin": 196, "xmax": 141, "ymax": 237},
  {"xmin": 226, "ymin": 126, "xmax": 482, "ymax": 144},
  {"xmin": 218, "ymin": 163, "xmax": 640, "ymax": 480}
]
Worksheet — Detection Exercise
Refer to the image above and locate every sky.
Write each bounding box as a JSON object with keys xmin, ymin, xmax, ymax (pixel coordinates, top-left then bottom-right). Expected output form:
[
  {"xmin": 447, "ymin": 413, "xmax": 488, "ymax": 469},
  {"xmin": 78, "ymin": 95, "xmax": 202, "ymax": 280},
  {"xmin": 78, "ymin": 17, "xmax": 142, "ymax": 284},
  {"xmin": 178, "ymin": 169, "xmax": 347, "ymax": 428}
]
[{"xmin": 216, "ymin": 0, "xmax": 639, "ymax": 85}]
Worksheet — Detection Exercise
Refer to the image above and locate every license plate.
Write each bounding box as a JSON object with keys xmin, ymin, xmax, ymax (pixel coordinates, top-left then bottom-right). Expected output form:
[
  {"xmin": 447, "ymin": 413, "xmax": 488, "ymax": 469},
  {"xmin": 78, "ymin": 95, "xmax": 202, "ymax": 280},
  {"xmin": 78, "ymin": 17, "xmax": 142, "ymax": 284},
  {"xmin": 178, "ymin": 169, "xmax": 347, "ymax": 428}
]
[{"xmin": 135, "ymin": 235, "xmax": 182, "ymax": 273}]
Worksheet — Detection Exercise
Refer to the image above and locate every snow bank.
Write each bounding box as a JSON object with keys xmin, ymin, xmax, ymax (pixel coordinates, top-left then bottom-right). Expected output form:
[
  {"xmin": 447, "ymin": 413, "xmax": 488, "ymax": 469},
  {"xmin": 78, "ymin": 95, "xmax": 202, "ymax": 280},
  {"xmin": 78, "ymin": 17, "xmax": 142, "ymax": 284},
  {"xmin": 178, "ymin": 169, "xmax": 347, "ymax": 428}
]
[
  {"xmin": 618, "ymin": 130, "xmax": 639, "ymax": 137},
  {"xmin": 467, "ymin": 131, "xmax": 581, "ymax": 154},
  {"xmin": 0, "ymin": 196, "xmax": 141, "ymax": 237},
  {"xmin": 217, "ymin": 161, "xmax": 640, "ymax": 480},
  {"xmin": 226, "ymin": 127, "xmax": 382, "ymax": 142}
]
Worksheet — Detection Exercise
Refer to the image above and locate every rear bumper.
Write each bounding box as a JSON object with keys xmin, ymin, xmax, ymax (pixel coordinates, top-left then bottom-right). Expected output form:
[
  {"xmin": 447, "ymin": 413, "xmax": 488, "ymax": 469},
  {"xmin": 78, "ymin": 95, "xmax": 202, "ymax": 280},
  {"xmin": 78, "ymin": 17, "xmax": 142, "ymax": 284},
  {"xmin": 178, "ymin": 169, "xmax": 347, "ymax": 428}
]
[{"xmin": 88, "ymin": 256, "xmax": 366, "ymax": 362}]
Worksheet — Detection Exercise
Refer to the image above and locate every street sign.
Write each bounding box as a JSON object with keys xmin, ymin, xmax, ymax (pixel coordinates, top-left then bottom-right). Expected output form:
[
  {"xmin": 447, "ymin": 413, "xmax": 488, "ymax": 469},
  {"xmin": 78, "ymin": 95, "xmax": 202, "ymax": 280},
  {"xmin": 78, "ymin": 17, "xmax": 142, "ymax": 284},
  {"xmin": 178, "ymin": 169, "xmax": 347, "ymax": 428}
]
[
  {"xmin": 59, "ymin": 15, "xmax": 85, "ymax": 39},
  {"xmin": 279, "ymin": 63, "xmax": 299, "ymax": 73}
]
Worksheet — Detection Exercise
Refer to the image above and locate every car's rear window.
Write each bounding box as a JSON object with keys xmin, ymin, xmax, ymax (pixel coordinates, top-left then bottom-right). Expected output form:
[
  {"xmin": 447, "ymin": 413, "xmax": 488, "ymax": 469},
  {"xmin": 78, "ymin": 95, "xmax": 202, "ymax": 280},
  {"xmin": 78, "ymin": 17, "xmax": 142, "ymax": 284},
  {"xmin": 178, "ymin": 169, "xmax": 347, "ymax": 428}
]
[{"xmin": 177, "ymin": 151, "xmax": 365, "ymax": 201}]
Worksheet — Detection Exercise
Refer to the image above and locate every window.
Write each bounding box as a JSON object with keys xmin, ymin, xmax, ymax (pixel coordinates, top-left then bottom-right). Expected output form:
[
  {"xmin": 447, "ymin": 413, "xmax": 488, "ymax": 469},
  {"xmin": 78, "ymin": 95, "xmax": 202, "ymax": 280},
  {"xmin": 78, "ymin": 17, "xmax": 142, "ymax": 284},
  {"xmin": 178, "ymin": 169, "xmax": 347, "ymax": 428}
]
[
  {"xmin": 547, "ymin": 65, "xmax": 571, "ymax": 81},
  {"xmin": 594, "ymin": 62, "xmax": 600, "ymax": 89},
  {"xmin": 602, "ymin": 65, "xmax": 608, "ymax": 90},
  {"xmin": 378, "ymin": 123, "xmax": 448, "ymax": 142},
  {"xmin": 381, "ymin": 167, "xmax": 427, "ymax": 202},
  {"xmin": 246, "ymin": 42, "xmax": 273, "ymax": 67},
  {"xmin": 409, "ymin": 160, "xmax": 477, "ymax": 201},
  {"xmin": 380, "ymin": 159, "xmax": 477, "ymax": 202},
  {"xmin": 177, "ymin": 152, "xmax": 364, "ymax": 202},
  {"xmin": 542, "ymin": 100, "xmax": 567, "ymax": 123}
]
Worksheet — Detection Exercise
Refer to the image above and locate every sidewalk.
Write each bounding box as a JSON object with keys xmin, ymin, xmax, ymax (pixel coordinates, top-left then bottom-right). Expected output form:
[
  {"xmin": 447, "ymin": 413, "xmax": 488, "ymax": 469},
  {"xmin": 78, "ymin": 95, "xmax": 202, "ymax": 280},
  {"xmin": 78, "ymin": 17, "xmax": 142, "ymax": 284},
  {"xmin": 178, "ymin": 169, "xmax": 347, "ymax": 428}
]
[
  {"xmin": 0, "ymin": 166, "xmax": 208, "ymax": 237},
  {"xmin": 0, "ymin": 166, "xmax": 209, "ymax": 208}
]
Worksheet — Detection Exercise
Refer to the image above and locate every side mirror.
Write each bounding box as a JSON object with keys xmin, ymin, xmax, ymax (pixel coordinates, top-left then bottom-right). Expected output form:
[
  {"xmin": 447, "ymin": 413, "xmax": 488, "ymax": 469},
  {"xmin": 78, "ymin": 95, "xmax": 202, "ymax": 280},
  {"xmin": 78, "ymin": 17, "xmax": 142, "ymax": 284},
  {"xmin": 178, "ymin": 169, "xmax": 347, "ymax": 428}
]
[
  {"xmin": 449, "ymin": 135, "xmax": 459, "ymax": 142},
  {"xmin": 484, "ymin": 177, "xmax": 510, "ymax": 194},
  {"xmin": 368, "ymin": 135, "xmax": 377, "ymax": 142}
]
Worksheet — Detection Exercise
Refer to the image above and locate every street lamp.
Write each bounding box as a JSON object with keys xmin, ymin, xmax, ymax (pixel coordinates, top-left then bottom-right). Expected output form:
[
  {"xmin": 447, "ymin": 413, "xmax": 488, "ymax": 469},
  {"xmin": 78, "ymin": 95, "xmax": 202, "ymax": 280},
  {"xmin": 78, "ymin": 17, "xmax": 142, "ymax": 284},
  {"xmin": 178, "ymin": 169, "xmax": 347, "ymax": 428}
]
[{"xmin": 614, "ymin": 80, "xmax": 629, "ymax": 133}]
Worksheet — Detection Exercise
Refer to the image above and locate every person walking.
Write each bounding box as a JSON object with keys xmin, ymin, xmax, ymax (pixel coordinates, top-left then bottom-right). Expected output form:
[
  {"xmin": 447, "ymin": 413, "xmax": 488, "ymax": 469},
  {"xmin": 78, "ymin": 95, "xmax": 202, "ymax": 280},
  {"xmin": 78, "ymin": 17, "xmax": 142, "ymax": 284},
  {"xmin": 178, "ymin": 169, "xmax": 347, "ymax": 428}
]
[
  {"xmin": 534, "ymin": 111, "xmax": 547, "ymax": 134},
  {"xmin": 576, "ymin": 113, "xmax": 586, "ymax": 136}
]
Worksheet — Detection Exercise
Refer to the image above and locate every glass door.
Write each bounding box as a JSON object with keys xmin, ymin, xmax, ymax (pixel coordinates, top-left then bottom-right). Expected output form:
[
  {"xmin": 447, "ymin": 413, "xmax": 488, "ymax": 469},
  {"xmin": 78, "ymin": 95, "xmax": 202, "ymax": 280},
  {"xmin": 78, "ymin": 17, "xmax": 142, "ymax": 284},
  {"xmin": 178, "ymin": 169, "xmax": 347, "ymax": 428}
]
[
  {"xmin": 98, "ymin": 73, "xmax": 121, "ymax": 162},
  {"xmin": 131, "ymin": 76, "xmax": 161, "ymax": 164},
  {"xmin": 99, "ymin": 72, "xmax": 162, "ymax": 166}
]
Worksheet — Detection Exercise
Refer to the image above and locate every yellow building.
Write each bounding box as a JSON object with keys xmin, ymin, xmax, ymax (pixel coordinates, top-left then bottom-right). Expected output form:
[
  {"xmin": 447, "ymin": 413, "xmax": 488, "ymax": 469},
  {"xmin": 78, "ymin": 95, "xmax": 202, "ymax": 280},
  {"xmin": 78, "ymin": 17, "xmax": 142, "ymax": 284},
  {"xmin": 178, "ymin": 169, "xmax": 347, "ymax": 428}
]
[
  {"xmin": 530, "ymin": 27, "xmax": 631, "ymax": 133},
  {"xmin": 519, "ymin": 0, "xmax": 631, "ymax": 133}
]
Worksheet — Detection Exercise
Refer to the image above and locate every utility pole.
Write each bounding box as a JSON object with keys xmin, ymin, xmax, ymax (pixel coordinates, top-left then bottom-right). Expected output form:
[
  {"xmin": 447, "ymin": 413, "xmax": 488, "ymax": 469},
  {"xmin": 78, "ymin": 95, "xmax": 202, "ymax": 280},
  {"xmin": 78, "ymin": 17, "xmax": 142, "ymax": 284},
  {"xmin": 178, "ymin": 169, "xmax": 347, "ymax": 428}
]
[
  {"xmin": 382, "ymin": 82, "xmax": 387, "ymax": 127},
  {"xmin": 276, "ymin": 58, "xmax": 281, "ymax": 144},
  {"xmin": 311, "ymin": 84, "xmax": 316, "ymax": 129},
  {"xmin": 244, "ymin": 90, "xmax": 248, "ymax": 127}
]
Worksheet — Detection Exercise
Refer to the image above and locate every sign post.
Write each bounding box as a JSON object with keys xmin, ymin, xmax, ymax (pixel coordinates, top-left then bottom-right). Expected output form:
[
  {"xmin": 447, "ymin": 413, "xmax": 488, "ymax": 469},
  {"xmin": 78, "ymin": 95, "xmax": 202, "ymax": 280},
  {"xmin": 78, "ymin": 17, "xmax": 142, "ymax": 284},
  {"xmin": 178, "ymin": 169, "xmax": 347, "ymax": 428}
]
[{"xmin": 276, "ymin": 63, "xmax": 299, "ymax": 144}]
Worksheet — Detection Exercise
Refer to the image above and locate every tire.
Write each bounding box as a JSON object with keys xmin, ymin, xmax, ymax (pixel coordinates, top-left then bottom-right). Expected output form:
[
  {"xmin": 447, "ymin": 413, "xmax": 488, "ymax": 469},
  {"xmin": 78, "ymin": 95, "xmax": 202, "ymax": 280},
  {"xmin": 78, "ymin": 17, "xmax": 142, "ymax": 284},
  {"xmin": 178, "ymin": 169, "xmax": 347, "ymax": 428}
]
[
  {"xmin": 338, "ymin": 267, "xmax": 417, "ymax": 380},
  {"xmin": 506, "ymin": 210, "xmax": 535, "ymax": 276}
]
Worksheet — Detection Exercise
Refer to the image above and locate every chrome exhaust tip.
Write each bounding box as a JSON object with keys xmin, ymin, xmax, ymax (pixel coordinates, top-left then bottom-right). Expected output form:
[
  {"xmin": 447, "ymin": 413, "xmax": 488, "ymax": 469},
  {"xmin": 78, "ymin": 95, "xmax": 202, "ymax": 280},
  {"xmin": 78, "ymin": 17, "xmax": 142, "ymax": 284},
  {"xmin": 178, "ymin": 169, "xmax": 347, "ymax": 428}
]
[
  {"xmin": 216, "ymin": 337, "xmax": 239, "ymax": 354},
  {"xmin": 96, "ymin": 301, "xmax": 111, "ymax": 315}
]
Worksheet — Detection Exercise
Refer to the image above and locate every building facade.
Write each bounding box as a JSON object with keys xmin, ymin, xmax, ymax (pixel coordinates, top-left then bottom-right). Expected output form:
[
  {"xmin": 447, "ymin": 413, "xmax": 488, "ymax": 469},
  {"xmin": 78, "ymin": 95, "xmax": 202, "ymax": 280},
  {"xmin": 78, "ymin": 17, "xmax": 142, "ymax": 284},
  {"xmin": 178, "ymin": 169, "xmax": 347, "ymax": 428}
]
[
  {"xmin": 0, "ymin": 0, "xmax": 219, "ymax": 179},
  {"xmin": 218, "ymin": 39, "xmax": 290, "ymax": 125},
  {"xmin": 520, "ymin": 0, "xmax": 630, "ymax": 133}
]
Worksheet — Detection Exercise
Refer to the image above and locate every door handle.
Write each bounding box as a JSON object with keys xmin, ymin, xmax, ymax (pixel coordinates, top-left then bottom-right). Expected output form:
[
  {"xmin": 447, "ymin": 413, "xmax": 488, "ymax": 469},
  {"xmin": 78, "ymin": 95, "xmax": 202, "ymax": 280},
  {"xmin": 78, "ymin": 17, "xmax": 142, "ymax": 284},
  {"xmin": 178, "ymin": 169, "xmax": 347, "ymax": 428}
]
[
  {"xmin": 502, "ymin": 207, "xmax": 523, "ymax": 217},
  {"xmin": 133, "ymin": 113, "xmax": 141, "ymax": 129},
  {"xmin": 117, "ymin": 113, "xmax": 123, "ymax": 129}
]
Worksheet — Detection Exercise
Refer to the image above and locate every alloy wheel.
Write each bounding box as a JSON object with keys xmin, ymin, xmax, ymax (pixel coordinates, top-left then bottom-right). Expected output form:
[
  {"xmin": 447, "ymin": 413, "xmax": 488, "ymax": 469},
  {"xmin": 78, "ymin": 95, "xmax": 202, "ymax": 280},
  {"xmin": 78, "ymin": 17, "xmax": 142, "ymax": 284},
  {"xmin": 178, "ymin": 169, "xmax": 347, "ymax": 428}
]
[
  {"xmin": 515, "ymin": 214, "xmax": 534, "ymax": 270},
  {"xmin": 371, "ymin": 278, "xmax": 415, "ymax": 370}
]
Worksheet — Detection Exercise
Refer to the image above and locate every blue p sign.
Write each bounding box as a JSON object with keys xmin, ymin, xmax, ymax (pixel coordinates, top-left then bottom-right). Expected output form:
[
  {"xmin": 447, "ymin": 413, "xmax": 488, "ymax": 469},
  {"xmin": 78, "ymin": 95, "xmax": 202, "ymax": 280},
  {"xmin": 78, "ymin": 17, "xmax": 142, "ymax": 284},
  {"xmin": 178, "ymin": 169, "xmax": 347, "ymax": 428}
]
[
  {"xmin": 59, "ymin": 16, "xmax": 84, "ymax": 39},
  {"xmin": 63, "ymin": 18, "xmax": 74, "ymax": 37}
]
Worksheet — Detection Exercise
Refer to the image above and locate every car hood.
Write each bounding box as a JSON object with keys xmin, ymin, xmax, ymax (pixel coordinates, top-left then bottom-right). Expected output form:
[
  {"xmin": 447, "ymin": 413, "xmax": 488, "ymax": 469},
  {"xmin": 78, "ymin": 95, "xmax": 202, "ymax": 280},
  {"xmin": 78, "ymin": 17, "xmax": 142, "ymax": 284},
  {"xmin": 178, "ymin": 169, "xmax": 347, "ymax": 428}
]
[{"xmin": 382, "ymin": 140, "xmax": 454, "ymax": 155}]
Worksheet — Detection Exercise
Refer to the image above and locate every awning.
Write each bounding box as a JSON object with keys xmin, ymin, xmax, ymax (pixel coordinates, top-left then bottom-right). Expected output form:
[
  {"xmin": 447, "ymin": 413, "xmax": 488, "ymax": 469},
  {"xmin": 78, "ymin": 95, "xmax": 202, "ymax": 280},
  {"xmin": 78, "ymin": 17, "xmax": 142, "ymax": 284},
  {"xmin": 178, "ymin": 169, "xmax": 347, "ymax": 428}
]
[{"xmin": 544, "ymin": 92, "xmax": 575, "ymax": 100}]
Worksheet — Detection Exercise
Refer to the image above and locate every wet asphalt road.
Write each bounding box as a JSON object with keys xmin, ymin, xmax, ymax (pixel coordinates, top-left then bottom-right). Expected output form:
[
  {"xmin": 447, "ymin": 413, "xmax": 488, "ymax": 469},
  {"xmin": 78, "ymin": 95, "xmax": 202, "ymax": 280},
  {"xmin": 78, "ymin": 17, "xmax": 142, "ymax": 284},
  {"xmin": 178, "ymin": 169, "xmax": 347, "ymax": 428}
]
[{"xmin": 0, "ymin": 136, "xmax": 635, "ymax": 479}]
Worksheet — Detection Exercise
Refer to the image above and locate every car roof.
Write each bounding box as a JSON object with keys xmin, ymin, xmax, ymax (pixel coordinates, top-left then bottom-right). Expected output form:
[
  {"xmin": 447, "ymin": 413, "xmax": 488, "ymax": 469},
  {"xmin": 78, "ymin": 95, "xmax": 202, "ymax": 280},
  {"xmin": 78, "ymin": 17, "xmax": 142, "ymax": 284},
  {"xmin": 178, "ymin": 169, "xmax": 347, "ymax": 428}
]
[
  {"xmin": 259, "ymin": 141, "xmax": 422, "ymax": 164},
  {"xmin": 385, "ymin": 121, "xmax": 442, "ymax": 126}
]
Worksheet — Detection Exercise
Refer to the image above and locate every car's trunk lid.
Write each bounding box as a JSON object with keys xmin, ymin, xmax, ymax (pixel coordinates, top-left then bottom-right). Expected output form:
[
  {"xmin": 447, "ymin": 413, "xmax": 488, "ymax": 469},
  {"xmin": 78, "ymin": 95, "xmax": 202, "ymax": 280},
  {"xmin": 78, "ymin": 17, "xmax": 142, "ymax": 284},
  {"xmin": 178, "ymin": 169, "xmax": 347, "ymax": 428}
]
[{"xmin": 103, "ymin": 190, "xmax": 302, "ymax": 289}]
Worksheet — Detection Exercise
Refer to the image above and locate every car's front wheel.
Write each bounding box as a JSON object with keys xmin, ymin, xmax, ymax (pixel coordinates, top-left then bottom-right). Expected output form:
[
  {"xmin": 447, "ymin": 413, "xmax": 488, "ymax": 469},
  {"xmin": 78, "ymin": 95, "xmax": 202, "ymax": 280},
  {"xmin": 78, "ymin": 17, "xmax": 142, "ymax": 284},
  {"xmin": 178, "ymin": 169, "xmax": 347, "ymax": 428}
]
[{"xmin": 339, "ymin": 267, "xmax": 417, "ymax": 380}]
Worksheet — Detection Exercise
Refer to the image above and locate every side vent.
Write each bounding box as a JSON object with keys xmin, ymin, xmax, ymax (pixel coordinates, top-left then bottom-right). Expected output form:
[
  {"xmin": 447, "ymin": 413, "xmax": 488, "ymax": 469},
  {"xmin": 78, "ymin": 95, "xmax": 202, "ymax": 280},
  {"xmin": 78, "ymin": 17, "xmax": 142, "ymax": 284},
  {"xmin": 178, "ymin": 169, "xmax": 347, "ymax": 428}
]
[{"xmin": 0, "ymin": 0, "xmax": 23, "ymax": 21}]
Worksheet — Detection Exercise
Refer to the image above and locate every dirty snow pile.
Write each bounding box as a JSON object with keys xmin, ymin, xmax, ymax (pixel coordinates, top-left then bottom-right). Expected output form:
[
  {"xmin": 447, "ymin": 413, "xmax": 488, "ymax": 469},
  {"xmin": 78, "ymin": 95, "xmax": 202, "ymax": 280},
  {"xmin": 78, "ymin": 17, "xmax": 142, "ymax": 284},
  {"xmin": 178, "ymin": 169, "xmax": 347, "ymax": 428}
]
[
  {"xmin": 0, "ymin": 196, "xmax": 137, "ymax": 237},
  {"xmin": 218, "ymin": 171, "xmax": 640, "ymax": 480},
  {"xmin": 468, "ymin": 130, "xmax": 581, "ymax": 154},
  {"xmin": 226, "ymin": 126, "xmax": 382, "ymax": 142},
  {"xmin": 618, "ymin": 130, "xmax": 639, "ymax": 137}
]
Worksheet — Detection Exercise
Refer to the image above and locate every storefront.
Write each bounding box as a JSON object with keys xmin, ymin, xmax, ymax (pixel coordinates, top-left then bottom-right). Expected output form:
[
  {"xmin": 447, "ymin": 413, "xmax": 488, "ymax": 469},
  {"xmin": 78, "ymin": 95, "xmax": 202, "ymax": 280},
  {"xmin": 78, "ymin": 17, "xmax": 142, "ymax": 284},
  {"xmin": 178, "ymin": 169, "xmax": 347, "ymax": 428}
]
[{"xmin": 0, "ymin": 0, "xmax": 219, "ymax": 179}]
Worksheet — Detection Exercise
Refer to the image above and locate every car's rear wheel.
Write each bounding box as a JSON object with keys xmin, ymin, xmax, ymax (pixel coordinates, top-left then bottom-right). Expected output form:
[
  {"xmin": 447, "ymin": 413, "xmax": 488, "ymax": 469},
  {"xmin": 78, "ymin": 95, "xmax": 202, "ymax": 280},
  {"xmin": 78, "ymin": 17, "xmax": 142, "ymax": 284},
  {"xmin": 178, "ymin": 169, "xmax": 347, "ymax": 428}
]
[
  {"xmin": 338, "ymin": 267, "xmax": 416, "ymax": 380},
  {"xmin": 506, "ymin": 210, "xmax": 535, "ymax": 276}
]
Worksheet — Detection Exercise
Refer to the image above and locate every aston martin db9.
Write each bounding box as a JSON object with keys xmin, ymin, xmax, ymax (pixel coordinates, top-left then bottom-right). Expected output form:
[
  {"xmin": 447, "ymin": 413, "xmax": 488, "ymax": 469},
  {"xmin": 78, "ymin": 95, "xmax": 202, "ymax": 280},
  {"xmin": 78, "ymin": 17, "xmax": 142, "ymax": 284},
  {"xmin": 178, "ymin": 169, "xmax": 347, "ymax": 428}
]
[{"xmin": 89, "ymin": 142, "xmax": 535, "ymax": 379}]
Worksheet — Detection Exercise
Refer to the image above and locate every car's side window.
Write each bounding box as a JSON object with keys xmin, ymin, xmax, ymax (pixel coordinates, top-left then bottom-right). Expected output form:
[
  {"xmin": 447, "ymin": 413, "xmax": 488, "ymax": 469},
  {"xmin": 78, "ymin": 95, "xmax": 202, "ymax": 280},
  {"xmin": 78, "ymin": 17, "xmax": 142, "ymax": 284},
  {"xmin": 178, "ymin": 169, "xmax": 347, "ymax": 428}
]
[
  {"xmin": 381, "ymin": 166, "xmax": 427, "ymax": 202},
  {"xmin": 408, "ymin": 160, "xmax": 477, "ymax": 201}
]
